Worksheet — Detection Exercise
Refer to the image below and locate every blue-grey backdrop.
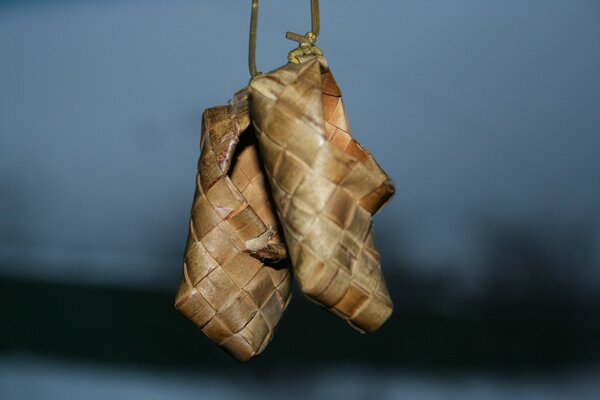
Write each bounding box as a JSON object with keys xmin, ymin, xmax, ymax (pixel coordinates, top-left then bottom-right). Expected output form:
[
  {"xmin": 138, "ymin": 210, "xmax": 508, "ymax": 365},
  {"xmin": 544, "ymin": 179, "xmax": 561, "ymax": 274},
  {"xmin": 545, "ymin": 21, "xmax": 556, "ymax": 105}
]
[{"xmin": 1, "ymin": 1, "xmax": 599, "ymax": 399}]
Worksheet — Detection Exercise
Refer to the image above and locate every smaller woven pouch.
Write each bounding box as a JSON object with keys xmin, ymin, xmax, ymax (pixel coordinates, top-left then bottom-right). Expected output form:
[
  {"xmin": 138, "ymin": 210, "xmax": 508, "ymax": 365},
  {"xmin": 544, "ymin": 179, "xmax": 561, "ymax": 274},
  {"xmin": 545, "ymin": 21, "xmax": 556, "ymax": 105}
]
[
  {"xmin": 248, "ymin": 56, "xmax": 395, "ymax": 333},
  {"xmin": 175, "ymin": 89, "xmax": 292, "ymax": 361}
]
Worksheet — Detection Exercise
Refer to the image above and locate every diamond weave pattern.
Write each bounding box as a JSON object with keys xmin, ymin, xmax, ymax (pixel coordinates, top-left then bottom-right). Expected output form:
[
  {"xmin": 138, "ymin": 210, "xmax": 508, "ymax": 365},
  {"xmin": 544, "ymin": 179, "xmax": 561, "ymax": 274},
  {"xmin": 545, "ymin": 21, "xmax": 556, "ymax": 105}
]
[
  {"xmin": 175, "ymin": 90, "xmax": 292, "ymax": 361},
  {"xmin": 249, "ymin": 57, "xmax": 395, "ymax": 332}
]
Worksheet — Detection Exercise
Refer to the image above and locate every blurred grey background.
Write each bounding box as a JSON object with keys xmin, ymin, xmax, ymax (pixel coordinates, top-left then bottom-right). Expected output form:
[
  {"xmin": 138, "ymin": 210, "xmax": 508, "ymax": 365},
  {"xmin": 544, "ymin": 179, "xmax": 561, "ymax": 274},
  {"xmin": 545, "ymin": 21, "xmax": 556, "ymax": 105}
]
[{"xmin": 1, "ymin": 0, "xmax": 599, "ymax": 399}]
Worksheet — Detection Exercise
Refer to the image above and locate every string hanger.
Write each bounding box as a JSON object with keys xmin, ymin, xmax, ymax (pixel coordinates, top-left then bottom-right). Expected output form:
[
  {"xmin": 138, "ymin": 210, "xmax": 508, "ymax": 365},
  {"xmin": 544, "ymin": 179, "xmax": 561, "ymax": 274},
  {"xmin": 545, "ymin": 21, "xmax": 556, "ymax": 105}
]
[
  {"xmin": 249, "ymin": 0, "xmax": 260, "ymax": 79},
  {"xmin": 286, "ymin": 0, "xmax": 323, "ymax": 63},
  {"xmin": 248, "ymin": 0, "xmax": 323, "ymax": 79}
]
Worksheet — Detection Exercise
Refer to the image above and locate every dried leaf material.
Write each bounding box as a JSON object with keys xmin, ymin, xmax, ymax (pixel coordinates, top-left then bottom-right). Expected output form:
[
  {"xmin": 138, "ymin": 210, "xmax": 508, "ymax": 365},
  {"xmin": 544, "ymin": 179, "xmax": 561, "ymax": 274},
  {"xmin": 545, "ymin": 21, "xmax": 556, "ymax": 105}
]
[
  {"xmin": 248, "ymin": 56, "xmax": 395, "ymax": 333},
  {"xmin": 175, "ymin": 89, "xmax": 292, "ymax": 362}
]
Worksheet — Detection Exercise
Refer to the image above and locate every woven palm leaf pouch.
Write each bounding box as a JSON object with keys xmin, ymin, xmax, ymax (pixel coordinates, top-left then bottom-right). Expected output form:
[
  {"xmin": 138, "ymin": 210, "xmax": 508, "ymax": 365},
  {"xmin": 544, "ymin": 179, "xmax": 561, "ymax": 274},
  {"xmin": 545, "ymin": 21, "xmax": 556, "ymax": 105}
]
[
  {"xmin": 175, "ymin": 89, "xmax": 292, "ymax": 361},
  {"xmin": 249, "ymin": 55, "xmax": 395, "ymax": 333}
]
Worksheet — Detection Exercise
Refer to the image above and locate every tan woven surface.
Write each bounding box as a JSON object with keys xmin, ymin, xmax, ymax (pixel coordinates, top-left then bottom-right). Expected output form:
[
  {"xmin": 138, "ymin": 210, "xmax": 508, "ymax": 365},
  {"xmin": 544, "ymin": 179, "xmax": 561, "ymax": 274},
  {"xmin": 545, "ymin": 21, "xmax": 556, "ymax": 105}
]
[
  {"xmin": 175, "ymin": 89, "xmax": 292, "ymax": 361},
  {"xmin": 248, "ymin": 56, "xmax": 395, "ymax": 333}
]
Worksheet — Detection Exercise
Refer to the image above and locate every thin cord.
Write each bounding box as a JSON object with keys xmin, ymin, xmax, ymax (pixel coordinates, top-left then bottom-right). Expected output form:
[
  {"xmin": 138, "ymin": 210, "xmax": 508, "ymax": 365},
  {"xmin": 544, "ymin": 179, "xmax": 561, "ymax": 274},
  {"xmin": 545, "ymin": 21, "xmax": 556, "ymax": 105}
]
[
  {"xmin": 249, "ymin": 0, "xmax": 259, "ymax": 79},
  {"xmin": 311, "ymin": 0, "xmax": 320, "ymax": 40},
  {"xmin": 286, "ymin": 0, "xmax": 323, "ymax": 63}
]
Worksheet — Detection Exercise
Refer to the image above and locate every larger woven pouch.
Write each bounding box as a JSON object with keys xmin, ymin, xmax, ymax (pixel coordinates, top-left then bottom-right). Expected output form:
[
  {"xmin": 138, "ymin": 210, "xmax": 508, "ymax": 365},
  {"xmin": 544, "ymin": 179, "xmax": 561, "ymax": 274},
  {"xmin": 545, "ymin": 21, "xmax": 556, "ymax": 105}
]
[{"xmin": 248, "ymin": 56, "xmax": 395, "ymax": 333}]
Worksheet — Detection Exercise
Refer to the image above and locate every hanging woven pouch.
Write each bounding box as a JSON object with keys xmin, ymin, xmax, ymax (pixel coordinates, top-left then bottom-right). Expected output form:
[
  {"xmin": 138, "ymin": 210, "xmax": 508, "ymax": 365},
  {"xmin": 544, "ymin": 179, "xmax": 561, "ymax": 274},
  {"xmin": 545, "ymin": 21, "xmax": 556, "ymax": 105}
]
[
  {"xmin": 175, "ymin": 89, "xmax": 292, "ymax": 361},
  {"xmin": 248, "ymin": 56, "xmax": 394, "ymax": 333}
]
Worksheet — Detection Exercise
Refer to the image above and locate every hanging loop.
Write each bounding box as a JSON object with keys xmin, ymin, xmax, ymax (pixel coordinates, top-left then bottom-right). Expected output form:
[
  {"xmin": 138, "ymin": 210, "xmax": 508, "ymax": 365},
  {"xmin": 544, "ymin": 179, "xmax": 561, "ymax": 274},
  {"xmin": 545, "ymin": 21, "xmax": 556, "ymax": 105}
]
[
  {"xmin": 249, "ymin": 0, "xmax": 260, "ymax": 79},
  {"xmin": 250, "ymin": 0, "xmax": 323, "ymax": 72},
  {"xmin": 286, "ymin": 0, "xmax": 323, "ymax": 63}
]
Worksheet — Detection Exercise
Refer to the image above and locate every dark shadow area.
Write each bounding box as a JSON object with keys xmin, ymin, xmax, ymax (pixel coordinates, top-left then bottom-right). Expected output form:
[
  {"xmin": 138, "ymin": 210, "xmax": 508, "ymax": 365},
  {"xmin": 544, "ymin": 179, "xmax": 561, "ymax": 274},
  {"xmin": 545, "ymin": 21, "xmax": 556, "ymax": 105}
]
[{"xmin": 3, "ymin": 223, "xmax": 599, "ymax": 373}]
